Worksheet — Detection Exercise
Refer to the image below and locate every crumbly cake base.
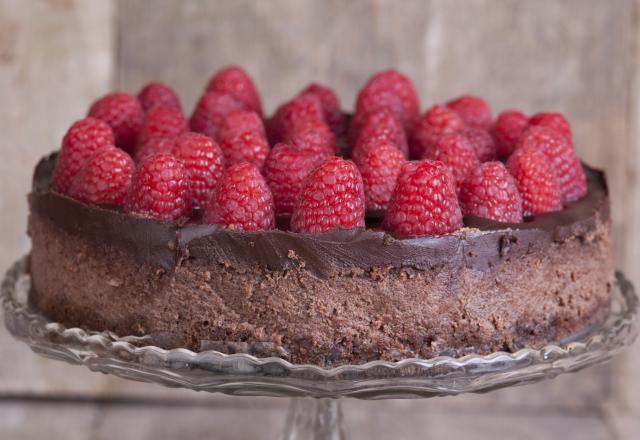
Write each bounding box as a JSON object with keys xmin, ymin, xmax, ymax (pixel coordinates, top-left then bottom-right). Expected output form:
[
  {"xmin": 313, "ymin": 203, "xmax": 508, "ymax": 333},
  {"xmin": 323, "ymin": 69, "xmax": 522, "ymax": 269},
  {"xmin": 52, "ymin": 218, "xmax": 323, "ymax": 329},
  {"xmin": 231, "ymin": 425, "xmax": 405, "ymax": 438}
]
[{"xmin": 28, "ymin": 211, "xmax": 612, "ymax": 366}]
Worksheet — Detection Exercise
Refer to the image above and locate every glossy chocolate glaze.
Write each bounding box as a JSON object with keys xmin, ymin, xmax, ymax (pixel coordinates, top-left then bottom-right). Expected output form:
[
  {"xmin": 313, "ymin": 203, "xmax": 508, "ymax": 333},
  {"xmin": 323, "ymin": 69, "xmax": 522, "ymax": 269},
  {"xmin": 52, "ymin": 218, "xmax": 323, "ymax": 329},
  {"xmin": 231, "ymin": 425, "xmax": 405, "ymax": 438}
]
[{"xmin": 30, "ymin": 153, "xmax": 610, "ymax": 276}]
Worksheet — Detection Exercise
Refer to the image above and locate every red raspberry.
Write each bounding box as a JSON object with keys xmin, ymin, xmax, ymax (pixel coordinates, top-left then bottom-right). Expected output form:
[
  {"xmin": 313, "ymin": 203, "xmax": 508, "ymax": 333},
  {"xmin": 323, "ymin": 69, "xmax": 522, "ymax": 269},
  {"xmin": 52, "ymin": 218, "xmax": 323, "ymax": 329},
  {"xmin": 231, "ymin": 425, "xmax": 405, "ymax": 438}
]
[
  {"xmin": 217, "ymin": 111, "xmax": 270, "ymax": 168},
  {"xmin": 351, "ymin": 133, "xmax": 402, "ymax": 165},
  {"xmin": 356, "ymin": 70, "xmax": 420, "ymax": 127},
  {"xmin": 263, "ymin": 143, "xmax": 328, "ymax": 214},
  {"xmin": 126, "ymin": 153, "xmax": 190, "ymax": 222},
  {"xmin": 134, "ymin": 136, "xmax": 175, "ymax": 163},
  {"xmin": 354, "ymin": 87, "xmax": 407, "ymax": 129},
  {"xmin": 88, "ymin": 92, "xmax": 143, "ymax": 153},
  {"xmin": 516, "ymin": 126, "xmax": 586, "ymax": 204},
  {"xmin": 528, "ymin": 112, "xmax": 572, "ymax": 141},
  {"xmin": 52, "ymin": 117, "xmax": 115, "ymax": 193},
  {"xmin": 463, "ymin": 127, "xmax": 496, "ymax": 162},
  {"xmin": 459, "ymin": 161, "xmax": 523, "ymax": 223},
  {"xmin": 173, "ymin": 132, "xmax": 225, "ymax": 210},
  {"xmin": 217, "ymin": 110, "xmax": 266, "ymax": 137},
  {"xmin": 349, "ymin": 108, "xmax": 408, "ymax": 157},
  {"xmin": 137, "ymin": 82, "xmax": 182, "ymax": 112},
  {"xmin": 446, "ymin": 95, "xmax": 492, "ymax": 129},
  {"xmin": 190, "ymin": 91, "xmax": 249, "ymax": 140},
  {"xmin": 299, "ymin": 83, "xmax": 345, "ymax": 134},
  {"xmin": 287, "ymin": 120, "xmax": 338, "ymax": 155},
  {"xmin": 68, "ymin": 146, "xmax": 134, "ymax": 206},
  {"xmin": 353, "ymin": 140, "xmax": 406, "ymax": 212},
  {"xmin": 491, "ymin": 110, "xmax": 528, "ymax": 157},
  {"xmin": 291, "ymin": 157, "xmax": 365, "ymax": 233},
  {"xmin": 137, "ymin": 106, "xmax": 188, "ymax": 147},
  {"xmin": 422, "ymin": 132, "xmax": 480, "ymax": 192},
  {"xmin": 506, "ymin": 145, "xmax": 562, "ymax": 216},
  {"xmin": 410, "ymin": 105, "xmax": 465, "ymax": 158},
  {"xmin": 383, "ymin": 160, "xmax": 463, "ymax": 236},
  {"xmin": 203, "ymin": 163, "xmax": 275, "ymax": 230},
  {"xmin": 268, "ymin": 94, "xmax": 325, "ymax": 144},
  {"xmin": 206, "ymin": 65, "xmax": 262, "ymax": 115}
]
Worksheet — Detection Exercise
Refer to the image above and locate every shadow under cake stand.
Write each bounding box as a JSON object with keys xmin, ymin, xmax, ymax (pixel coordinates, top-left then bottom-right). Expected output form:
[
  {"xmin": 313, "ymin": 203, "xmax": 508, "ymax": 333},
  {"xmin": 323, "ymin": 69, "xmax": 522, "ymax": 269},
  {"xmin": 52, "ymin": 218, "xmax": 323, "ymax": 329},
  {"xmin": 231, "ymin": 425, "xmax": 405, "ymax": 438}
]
[{"xmin": 2, "ymin": 258, "xmax": 638, "ymax": 439}]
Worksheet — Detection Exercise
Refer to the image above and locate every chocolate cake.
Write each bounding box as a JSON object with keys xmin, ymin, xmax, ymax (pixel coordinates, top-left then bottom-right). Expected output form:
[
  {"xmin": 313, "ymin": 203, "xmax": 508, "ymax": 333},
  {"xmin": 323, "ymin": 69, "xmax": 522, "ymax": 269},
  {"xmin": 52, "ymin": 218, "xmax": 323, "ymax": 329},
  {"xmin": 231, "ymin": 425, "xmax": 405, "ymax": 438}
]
[
  {"xmin": 24, "ymin": 68, "xmax": 614, "ymax": 367},
  {"xmin": 27, "ymin": 154, "xmax": 612, "ymax": 366}
]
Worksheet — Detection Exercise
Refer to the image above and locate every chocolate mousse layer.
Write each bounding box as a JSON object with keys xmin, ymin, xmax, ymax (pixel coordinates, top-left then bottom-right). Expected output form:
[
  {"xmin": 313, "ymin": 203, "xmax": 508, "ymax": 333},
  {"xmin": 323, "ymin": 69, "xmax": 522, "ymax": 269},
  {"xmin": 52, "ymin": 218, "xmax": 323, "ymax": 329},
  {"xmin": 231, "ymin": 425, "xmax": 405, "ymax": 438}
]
[{"xmin": 28, "ymin": 154, "xmax": 613, "ymax": 366}]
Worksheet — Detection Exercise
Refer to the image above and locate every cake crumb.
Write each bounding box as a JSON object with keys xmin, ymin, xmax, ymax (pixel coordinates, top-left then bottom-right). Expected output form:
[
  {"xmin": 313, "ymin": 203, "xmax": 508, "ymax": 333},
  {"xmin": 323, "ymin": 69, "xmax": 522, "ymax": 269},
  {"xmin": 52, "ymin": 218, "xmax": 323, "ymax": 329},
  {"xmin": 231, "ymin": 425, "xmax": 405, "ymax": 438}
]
[
  {"xmin": 287, "ymin": 249, "xmax": 306, "ymax": 268},
  {"xmin": 106, "ymin": 278, "xmax": 122, "ymax": 288}
]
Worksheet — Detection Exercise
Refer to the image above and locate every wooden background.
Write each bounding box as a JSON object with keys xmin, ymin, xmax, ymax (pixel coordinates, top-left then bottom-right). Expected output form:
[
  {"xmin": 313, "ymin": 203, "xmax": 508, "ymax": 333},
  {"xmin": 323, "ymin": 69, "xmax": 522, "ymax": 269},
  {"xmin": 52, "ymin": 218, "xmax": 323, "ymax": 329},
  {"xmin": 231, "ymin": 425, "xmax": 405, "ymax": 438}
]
[{"xmin": 1, "ymin": 0, "xmax": 639, "ymax": 438}]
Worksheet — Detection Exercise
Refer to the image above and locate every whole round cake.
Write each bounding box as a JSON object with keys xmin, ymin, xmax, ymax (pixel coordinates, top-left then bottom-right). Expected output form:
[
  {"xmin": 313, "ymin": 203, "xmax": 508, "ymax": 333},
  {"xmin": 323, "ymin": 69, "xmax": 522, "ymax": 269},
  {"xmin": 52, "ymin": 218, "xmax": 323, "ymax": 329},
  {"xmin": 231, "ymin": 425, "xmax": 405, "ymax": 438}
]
[{"xmin": 27, "ymin": 67, "xmax": 613, "ymax": 366}]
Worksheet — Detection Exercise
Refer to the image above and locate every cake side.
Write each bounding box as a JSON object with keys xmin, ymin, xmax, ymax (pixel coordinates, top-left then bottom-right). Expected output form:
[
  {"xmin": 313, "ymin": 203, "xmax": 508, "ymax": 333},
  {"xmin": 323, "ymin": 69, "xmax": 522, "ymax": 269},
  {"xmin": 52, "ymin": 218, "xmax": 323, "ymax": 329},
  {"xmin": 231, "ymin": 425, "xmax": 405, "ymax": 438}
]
[{"xmin": 27, "ymin": 155, "xmax": 613, "ymax": 366}]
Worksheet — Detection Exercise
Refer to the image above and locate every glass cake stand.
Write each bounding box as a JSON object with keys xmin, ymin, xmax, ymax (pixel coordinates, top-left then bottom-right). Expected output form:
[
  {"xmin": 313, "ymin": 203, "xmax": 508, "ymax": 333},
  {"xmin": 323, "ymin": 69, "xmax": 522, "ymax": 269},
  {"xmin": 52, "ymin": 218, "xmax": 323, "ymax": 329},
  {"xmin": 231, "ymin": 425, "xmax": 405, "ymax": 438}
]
[{"xmin": 2, "ymin": 258, "xmax": 639, "ymax": 439}]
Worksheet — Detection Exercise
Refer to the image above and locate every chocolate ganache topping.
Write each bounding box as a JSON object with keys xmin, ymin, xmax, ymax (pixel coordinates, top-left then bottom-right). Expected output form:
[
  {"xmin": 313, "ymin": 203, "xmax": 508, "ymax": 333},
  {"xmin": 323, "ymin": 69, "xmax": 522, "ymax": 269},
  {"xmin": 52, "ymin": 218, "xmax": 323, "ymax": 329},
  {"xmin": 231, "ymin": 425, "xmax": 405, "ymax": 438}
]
[{"xmin": 30, "ymin": 153, "xmax": 610, "ymax": 277}]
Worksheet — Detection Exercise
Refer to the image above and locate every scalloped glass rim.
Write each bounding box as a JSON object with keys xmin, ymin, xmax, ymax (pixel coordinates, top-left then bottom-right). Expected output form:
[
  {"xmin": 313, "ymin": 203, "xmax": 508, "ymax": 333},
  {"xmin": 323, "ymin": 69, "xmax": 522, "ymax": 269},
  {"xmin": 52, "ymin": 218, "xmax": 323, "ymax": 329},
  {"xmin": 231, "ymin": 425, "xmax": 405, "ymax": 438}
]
[{"xmin": 2, "ymin": 257, "xmax": 639, "ymax": 399}]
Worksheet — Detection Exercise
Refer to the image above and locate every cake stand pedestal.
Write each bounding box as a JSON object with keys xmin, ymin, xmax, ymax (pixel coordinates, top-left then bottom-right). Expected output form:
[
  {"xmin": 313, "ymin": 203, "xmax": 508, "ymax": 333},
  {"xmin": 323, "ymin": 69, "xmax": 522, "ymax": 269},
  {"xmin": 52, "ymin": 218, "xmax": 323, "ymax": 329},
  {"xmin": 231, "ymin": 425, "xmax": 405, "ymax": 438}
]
[{"xmin": 2, "ymin": 258, "xmax": 638, "ymax": 439}]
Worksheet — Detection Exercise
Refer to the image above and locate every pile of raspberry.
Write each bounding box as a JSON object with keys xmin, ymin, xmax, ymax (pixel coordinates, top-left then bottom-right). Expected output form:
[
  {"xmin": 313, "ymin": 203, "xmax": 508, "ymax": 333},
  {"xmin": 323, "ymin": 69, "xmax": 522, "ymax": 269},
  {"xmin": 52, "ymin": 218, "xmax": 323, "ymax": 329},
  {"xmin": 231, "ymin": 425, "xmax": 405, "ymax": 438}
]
[{"xmin": 52, "ymin": 66, "xmax": 587, "ymax": 236}]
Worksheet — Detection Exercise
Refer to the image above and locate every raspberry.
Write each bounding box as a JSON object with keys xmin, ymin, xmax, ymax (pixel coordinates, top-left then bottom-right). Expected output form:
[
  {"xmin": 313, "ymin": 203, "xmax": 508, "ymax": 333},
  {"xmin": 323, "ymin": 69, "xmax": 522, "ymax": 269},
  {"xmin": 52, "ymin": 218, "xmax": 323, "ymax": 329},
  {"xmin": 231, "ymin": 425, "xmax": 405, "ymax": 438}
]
[
  {"xmin": 528, "ymin": 112, "xmax": 572, "ymax": 141},
  {"xmin": 134, "ymin": 136, "xmax": 175, "ymax": 163},
  {"xmin": 291, "ymin": 157, "xmax": 365, "ymax": 233},
  {"xmin": 190, "ymin": 91, "xmax": 249, "ymax": 140},
  {"xmin": 137, "ymin": 106, "xmax": 188, "ymax": 147},
  {"xmin": 422, "ymin": 132, "xmax": 480, "ymax": 192},
  {"xmin": 446, "ymin": 95, "xmax": 492, "ymax": 129},
  {"xmin": 353, "ymin": 140, "xmax": 406, "ymax": 212},
  {"xmin": 268, "ymin": 94, "xmax": 325, "ymax": 144},
  {"xmin": 356, "ymin": 70, "xmax": 420, "ymax": 127},
  {"xmin": 349, "ymin": 108, "xmax": 408, "ymax": 157},
  {"xmin": 516, "ymin": 126, "xmax": 586, "ymax": 204},
  {"xmin": 217, "ymin": 110, "xmax": 266, "ymax": 137},
  {"xmin": 299, "ymin": 83, "xmax": 345, "ymax": 134},
  {"xmin": 459, "ymin": 161, "xmax": 523, "ymax": 223},
  {"xmin": 506, "ymin": 145, "xmax": 562, "ymax": 216},
  {"xmin": 203, "ymin": 163, "xmax": 275, "ymax": 230},
  {"xmin": 287, "ymin": 120, "xmax": 338, "ymax": 155},
  {"xmin": 206, "ymin": 65, "xmax": 262, "ymax": 115},
  {"xmin": 126, "ymin": 153, "xmax": 190, "ymax": 222},
  {"xmin": 463, "ymin": 127, "xmax": 496, "ymax": 162},
  {"xmin": 383, "ymin": 160, "xmax": 463, "ymax": 236},
  {"xmin": 410, "ymin": 105, "xmax": 465, "ymax": 158},
  {"xmin": 217, "ymin": 111, "xmax": 270, "ymax": 168},
  {"xmin": 354, "ymin": 87, "xmax": 407, "ymax": 128},
  {"xmin": 491, "ymin": 110, "xmax": 528, "ymax": 157},
  {"xmin": 68, "ymin": 146, "xmax": 134, "ymax": 206},
  {"xmin": 263, "ymin": 143, "xmax": 328, "ymax": 214},
  {"xmin": 351, "ymin": 133, "xmax": 401, "ymax": 165},
  {"xmin": 52, "ymin": 117, "xmax": 115, "ymax": 193},
  {"xmin": 88, "ymin": 92, "xmax": 144, "ymax": 153},
  {"xmin": 173, "ymin": 132, "xmax": 225, "ymax": 210},
  {"xmin": 137, "ymin": 82, "xmax": 182, "ymax": 112}
]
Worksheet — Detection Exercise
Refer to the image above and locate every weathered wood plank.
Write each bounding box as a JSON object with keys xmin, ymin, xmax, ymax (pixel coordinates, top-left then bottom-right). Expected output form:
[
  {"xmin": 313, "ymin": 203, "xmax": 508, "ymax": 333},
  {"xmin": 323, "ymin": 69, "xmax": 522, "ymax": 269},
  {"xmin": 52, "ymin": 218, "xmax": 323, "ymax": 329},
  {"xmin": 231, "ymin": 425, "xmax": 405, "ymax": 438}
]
[
  {"xmin": 0, "ymin": 0, "xmax": 120, "ymax": 399},
  {"xmin": 116, "ymin": 0, "xmax": 383, "ymax": 113},
  {"xmin": 0, "ymin": 398, "xmax": 616, "ymax": 440},
  {"xmin": 611, "ymin": 0, "xmax": 640, "ymax": 416},
  {"xmin": 347, "ymin": 402, "xmax": 613, "ymax": 439},
  {"xmin": 0, "ymin": 0, "xmax": 115, "ymax": 275},
  {"xmin": 0, "ymin": 401, "xmax": 99, "ymax": 440}
]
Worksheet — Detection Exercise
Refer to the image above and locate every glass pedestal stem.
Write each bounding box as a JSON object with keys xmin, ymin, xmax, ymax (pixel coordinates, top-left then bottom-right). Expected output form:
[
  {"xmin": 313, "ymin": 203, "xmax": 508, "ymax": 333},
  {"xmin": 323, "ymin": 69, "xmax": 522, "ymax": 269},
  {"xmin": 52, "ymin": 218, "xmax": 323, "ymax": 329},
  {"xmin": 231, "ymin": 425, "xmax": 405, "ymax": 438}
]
[{"xmin": 281, "ymin": 397, "xmax": 346, "ymax": 440}]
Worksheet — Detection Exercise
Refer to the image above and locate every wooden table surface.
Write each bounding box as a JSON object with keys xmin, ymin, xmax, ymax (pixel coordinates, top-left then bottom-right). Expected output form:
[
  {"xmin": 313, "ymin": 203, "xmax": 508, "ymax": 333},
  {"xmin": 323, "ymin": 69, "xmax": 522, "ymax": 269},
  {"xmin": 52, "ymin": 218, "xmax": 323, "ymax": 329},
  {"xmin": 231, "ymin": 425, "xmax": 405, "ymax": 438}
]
[{"xmin": 1, "ymin": 1, "xmax": 639, "ymax": 438}]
